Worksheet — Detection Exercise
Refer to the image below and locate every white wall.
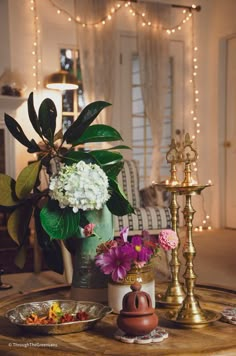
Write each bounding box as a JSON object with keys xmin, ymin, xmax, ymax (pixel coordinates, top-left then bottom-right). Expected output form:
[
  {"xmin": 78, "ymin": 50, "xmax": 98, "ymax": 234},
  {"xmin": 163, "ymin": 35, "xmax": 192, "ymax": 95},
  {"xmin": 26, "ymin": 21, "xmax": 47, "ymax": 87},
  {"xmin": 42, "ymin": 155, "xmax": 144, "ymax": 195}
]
[{"xmin": 1, "ymin": 0, "xmax": 236, "ymax": 228}]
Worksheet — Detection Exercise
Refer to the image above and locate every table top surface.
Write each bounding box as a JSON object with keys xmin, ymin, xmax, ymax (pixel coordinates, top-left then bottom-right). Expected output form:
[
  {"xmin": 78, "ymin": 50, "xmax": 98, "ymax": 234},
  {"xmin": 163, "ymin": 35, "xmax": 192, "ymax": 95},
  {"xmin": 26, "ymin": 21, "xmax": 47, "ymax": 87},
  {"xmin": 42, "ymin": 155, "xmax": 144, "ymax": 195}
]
[{"xmin": 0, "ymin": 283, "xmax": 235, "ymax": 356}]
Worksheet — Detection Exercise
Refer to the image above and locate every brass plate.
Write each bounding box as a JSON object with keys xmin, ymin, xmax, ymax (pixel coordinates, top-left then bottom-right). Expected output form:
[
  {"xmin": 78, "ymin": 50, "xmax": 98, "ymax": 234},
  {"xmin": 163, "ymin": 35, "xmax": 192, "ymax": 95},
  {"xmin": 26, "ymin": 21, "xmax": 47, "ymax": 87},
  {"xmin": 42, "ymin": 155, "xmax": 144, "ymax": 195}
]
[
  {"xmin": 5, "ymin": 300, "xmax": 112, "ymax": 335},
  {"xmin": 163, "ymin": 309, "xmax": 221, "ymax": 329}
]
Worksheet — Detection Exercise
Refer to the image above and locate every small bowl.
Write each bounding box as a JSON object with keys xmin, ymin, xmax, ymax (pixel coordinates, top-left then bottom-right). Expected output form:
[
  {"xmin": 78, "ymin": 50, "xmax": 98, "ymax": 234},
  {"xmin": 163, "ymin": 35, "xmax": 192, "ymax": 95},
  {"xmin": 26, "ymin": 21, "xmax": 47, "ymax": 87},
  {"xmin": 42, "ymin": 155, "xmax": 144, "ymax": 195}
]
[{"xmin": 5, "ymin": 300, "xmax": 112, "ymax": 335}]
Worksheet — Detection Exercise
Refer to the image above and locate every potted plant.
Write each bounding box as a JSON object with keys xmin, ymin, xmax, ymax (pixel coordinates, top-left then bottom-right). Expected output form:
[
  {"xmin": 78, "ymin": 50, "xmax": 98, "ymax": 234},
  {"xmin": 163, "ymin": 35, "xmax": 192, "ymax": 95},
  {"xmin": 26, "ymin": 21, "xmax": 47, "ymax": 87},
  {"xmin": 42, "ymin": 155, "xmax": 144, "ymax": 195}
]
[{"xmin": 0, "ymin": 92, "xmax": 134, "ymax": 292}]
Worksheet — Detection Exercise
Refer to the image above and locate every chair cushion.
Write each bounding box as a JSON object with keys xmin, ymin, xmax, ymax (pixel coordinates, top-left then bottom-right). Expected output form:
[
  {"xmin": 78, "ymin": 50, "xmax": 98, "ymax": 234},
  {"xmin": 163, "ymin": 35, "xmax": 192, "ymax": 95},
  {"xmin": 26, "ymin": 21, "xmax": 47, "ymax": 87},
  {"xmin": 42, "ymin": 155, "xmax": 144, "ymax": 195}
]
[
  {"xmin": 140, "ymin": 185, "xmax": 171, "ymax": 208},
  {"xmin": 114, "ymin": 206, "xmax": 172, "ymax": 234},
  {"xmin": 118, "ymin": 160, "xmax": 141, "ymax": 208}
]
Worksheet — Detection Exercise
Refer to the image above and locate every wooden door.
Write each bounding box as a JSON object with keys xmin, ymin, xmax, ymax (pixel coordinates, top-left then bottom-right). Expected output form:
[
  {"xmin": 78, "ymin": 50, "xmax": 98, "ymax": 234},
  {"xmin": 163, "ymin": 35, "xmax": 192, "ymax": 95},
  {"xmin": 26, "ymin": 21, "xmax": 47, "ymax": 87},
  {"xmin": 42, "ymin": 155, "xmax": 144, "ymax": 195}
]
[{"xmin": 225, "ymin": 36, "xmax": 236, "ymax": 228}]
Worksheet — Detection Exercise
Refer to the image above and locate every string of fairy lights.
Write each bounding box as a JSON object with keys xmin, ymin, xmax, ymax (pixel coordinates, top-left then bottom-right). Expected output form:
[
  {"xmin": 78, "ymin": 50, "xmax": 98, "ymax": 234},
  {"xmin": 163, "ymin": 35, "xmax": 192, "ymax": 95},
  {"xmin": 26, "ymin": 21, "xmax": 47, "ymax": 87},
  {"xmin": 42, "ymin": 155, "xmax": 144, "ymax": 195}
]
[
  {"xmin": 188, "ymin": 12, "xmax": 212, "ymax": 231},
  {"xmin": 29, "ymin": 0, "xmax": 41, "ymax": 91},
  {"xmin": 29, "ymin": 0, "xmax": 211, "ymax": 230}
]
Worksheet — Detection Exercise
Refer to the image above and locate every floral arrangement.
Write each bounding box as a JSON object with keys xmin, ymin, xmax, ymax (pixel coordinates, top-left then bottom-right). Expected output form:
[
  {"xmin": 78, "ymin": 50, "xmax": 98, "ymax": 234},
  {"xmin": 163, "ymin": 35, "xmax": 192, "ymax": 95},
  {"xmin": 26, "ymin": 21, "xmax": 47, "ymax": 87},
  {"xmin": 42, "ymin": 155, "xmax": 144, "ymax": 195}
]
[
  {"xmin": 0, "ymin": 93, "xmax": 133, "ymax": 273},
  {"xmin": 95, "ymin": 228, "xmax": 178, "ymax": 282},
  {"xmin": 49, "ymin": 161, "xmax": 110, "ymax": 213}
]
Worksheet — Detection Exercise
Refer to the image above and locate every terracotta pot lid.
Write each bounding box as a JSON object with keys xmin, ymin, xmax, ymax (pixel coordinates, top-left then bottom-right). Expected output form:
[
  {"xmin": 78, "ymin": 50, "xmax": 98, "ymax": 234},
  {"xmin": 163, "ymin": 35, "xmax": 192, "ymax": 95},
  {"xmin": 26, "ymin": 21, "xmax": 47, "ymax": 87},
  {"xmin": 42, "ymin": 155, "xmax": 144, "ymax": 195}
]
[{"xmin": 120, "ymin": 281, "xmax": 155, "ymax": 316}]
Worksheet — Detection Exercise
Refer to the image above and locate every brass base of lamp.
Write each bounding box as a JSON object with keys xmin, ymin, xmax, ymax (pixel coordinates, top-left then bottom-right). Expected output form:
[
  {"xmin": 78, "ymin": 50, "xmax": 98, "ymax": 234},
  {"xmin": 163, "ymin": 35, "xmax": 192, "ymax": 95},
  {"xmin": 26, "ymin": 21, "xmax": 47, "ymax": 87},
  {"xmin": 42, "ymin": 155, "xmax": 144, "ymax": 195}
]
[
  {"xmin": 164, "ymin": 309, "xmax": 221, "ymax": 328},
  {"xmin": 156, "ymin": 284, "xmax": 185, "ymax": 308}
]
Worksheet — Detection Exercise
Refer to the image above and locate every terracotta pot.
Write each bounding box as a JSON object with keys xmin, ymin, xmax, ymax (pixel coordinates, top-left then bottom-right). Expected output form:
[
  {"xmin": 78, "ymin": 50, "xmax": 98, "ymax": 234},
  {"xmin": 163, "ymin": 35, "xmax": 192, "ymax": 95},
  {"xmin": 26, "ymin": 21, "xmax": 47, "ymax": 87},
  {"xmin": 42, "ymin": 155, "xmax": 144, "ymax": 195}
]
[{"xmin": 117, "ymin": 282, "xmax": 158, "ymax": 336}]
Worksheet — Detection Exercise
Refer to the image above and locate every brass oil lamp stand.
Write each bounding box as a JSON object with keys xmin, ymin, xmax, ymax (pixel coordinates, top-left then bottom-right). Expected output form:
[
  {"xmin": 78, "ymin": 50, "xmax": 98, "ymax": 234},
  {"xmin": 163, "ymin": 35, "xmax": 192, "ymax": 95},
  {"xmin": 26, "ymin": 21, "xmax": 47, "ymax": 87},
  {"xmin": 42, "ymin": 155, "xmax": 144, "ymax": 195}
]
[
  {"xmin": 159, "ymin": 134, "xmax": 220, "ymax": 327},
  {"xmin": 155, "ymin": 139, "xmax": 185, "ymax": 307}
]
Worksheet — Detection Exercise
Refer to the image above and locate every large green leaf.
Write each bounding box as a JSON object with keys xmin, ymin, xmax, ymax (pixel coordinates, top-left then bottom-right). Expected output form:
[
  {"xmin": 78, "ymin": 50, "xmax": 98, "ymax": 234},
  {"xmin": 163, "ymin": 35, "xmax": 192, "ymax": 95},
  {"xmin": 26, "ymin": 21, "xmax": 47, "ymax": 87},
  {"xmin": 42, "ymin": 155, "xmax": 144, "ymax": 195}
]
[
  {"xmin": 106, "ymin": 178, "xmax": 134, "ymax": 216},
  {"xmin": 102, "ymin": 160, "xmax": 124, "ymax": 179},
  {"xmin": 63, "ymin": 151, "xmax": 96, "ymax": 166},
  {"xmin": 63, "ymin": 101, "xmax": 111, "ymax": 144},
  {"xmin": 90, "ymin": 150, "xmax": 124, "ymax": 178},
  {"xmin": 34, "ymin": 207, "xmax": 64, "ymax": 274},
  {"xmin": 90, "ymin": 150, "xmax": 123, "ymax": 165},
  {"xmin": 4, "ymin": 113, "xmax": 40, "ymax": 153},
  {"xmin": 38, "ymin": 98, "xmax": 57, "ymax": 144},
  {"xmin": 27, "ymin": 92, "xmax": 42, "ymax": 137},
  {"xmin": 71, "ymin": 124, "xmax": 122, "ymax": 146},
  {"xmin": 7, "ymin": 204, "xmax": 33, "ymax": 246},
  {"xmin": 40, "ymin": 199, "xmax": 81, "ymax": 240},
  {"xmin": 106, "ymin": 145, "xmax": 131, "ymax": 151},
  {"xmin": 15, "ymin": 161, "xmax": 41, "ymax": 199},
  {"xmin": 0, "ymin": 174, "xmax": 19, "ymax": 206}
]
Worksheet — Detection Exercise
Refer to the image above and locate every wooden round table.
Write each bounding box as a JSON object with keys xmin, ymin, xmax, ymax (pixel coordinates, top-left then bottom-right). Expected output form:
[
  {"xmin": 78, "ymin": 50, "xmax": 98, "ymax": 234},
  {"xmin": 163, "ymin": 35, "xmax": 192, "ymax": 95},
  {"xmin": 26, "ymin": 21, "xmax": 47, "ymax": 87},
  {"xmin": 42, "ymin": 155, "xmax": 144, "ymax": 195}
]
[{"xmin": 0, "ymin": 283, "xmax": 235, "ymax": 355}]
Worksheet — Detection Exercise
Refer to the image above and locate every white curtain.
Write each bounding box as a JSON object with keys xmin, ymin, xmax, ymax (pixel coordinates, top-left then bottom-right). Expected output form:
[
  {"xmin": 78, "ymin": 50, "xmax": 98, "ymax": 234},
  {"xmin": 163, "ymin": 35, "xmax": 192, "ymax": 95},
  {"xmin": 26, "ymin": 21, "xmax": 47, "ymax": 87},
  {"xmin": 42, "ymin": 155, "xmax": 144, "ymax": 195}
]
[
  {"xmin": 136, "ymin": 2, "xmax": 170, "ymax": 182},
  {"xmin": 75, "ymin": 0, "xmax": 115, "ymax": 125}
]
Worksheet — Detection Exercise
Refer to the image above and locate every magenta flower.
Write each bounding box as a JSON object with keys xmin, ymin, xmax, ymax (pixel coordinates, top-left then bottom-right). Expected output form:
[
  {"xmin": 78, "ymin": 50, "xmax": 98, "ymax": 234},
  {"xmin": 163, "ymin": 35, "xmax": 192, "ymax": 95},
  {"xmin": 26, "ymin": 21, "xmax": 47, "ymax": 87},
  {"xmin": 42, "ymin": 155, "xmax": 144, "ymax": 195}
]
[
  {"xmin": 158, "ymin": 229, "xmax": 179, "ymax": 251},
  {"xmin": 95, "ymin": 246, "xmax": 132, "ymax": 282},
  {"xmin": 130, "ymin": 235, "xmax": 152, "ymax": 262}
]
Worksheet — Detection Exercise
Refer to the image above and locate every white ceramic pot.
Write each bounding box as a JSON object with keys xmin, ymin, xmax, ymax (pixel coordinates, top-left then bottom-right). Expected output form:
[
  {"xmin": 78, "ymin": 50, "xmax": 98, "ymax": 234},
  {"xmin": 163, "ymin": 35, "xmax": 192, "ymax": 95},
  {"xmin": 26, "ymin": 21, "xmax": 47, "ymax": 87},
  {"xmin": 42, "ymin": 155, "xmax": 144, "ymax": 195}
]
[{"xmin": 108, "ymin": 264, "xmax": 155, "ymax": 314}]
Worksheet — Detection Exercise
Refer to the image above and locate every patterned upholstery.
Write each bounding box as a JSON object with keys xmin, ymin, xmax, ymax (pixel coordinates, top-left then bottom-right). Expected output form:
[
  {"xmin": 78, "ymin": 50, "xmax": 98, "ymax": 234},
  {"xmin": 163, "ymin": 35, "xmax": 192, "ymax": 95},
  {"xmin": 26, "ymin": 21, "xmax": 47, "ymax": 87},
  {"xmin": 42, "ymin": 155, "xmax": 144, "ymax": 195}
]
[{"xmin": 114, "ymin": 160, "xmax": 172, "ymax": 236}]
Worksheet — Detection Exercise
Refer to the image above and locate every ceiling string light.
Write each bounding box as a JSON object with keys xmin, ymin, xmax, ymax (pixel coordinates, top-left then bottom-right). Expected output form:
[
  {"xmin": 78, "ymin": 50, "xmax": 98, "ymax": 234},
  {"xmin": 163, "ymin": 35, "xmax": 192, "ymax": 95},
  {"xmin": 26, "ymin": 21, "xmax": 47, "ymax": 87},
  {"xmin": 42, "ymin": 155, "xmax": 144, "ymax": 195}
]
[
  {"xmin": 30, "ymin": 0, "xmax": 41, "ymax": 91},
  {"xmin": 47, "ymin": 0, "xmax": 194, "ymax": 34}
]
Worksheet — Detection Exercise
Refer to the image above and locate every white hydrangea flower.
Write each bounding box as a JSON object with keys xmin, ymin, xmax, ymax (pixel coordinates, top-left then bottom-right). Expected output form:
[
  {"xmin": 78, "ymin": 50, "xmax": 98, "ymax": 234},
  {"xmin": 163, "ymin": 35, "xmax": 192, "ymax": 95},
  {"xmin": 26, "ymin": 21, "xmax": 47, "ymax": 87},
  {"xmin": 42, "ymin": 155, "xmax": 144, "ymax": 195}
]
[{"xmin": 49, "ymin": 161, "xmax": 110, "ymax": 212}]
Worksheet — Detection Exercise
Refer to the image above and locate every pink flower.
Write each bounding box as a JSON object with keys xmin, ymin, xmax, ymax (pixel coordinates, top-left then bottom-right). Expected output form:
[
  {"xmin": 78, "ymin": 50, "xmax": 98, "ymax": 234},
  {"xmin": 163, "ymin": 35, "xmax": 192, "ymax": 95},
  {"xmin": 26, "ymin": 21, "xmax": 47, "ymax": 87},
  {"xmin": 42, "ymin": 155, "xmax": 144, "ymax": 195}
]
[
  {"xmin": 83, "ymin": 223, "xmax": 95, "ymax": 237},
  {"xmin": 95, "ymin": 247, "xmax": 132, "ymax": 282},
  {"xmin": 158, "ymin": 229, "xmax": 179, "ymax": 251}
]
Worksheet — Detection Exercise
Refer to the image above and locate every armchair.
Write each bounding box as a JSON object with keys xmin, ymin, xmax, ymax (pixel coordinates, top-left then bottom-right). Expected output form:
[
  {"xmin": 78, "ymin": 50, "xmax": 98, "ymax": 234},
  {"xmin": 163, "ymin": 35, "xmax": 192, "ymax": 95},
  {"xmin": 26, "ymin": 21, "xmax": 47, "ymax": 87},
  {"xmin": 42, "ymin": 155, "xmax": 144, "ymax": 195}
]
[{"xmin": 114, "ymin": 160, "xmax": 172, "ymax": 236}]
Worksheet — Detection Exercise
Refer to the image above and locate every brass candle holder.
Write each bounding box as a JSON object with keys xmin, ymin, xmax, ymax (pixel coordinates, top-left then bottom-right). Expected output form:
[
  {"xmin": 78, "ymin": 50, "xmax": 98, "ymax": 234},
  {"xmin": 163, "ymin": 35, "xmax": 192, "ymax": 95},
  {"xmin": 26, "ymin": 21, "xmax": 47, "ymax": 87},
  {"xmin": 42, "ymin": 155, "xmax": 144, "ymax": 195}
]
[{"xmin": 158, "ymin": 133, "xmax": 220, "ymax": 327}]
